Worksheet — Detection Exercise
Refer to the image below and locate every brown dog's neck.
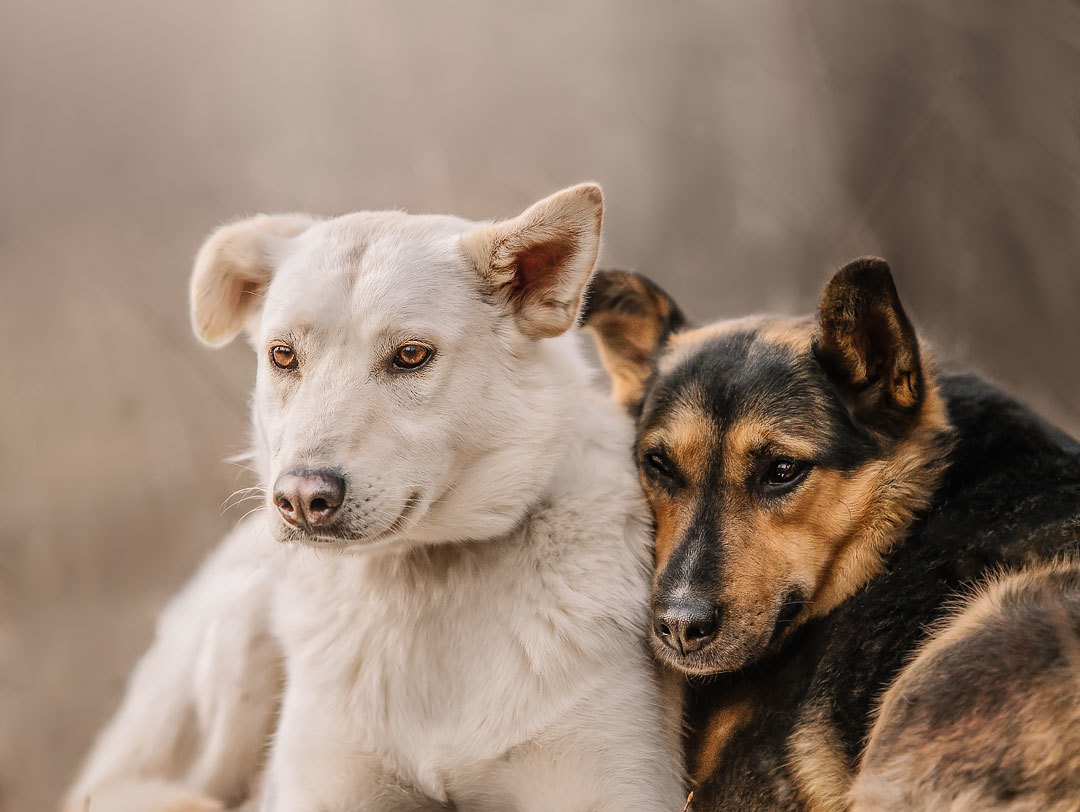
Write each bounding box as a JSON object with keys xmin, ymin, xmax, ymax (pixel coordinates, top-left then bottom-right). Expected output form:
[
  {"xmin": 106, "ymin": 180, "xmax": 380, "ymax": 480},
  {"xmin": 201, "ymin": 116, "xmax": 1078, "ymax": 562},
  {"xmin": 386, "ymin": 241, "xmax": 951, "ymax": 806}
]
[{"xmin": 807, "ymin": 359, "xmax": 957, "ymax": 621}]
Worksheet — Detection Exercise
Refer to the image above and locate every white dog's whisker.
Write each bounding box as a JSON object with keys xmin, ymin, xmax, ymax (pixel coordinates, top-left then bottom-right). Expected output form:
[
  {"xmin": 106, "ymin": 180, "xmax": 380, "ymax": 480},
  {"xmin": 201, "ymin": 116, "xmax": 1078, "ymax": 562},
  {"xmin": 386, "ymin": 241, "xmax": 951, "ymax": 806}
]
[{"xmin": 220, "ymin": 486, "xmax": 267, "ymax": 512}]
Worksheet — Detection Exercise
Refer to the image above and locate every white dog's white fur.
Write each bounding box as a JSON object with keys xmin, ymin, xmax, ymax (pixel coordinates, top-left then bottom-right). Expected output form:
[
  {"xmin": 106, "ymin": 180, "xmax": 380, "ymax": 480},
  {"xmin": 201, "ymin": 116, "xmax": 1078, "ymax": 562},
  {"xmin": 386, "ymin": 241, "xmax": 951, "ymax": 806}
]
[{"xmin": 65, "ymin": 185, "xmax": 684, "ymax": 811}]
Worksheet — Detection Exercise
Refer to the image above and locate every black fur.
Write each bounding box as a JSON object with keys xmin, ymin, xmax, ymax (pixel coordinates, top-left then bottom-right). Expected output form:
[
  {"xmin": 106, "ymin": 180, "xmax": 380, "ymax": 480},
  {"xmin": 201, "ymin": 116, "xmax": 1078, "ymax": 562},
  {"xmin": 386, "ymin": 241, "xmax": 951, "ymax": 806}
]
[
  {"xmin": 682, "ymin": 372, "xmax": 1080, "ymax": 809},
  {"xmin": 579, "ymin": 269, "xmax": 687, "ymax": 335},
  {"xmin": 639, "ymin": 329, "xmax": 880, "ymax": 476}
]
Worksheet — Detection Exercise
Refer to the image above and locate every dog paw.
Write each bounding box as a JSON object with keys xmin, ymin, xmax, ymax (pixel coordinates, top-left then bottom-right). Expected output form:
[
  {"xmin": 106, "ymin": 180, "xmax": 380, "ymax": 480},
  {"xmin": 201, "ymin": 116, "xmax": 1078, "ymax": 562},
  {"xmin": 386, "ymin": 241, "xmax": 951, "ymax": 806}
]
[{"xmin": 64, "ymin": 780, "xmax": 225, "ymax": 812}]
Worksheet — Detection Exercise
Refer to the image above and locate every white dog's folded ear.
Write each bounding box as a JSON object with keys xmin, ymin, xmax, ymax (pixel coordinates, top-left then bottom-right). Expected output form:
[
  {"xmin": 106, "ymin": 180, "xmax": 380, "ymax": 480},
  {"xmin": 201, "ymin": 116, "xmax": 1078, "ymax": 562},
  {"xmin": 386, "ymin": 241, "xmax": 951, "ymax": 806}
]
[
  {"xmin": 190, "ymin": 214, "xmax": 317, "ymax": 346},
  {"xmin": 461, "ymin": 183, "xmax": 604, "ymax": 339}
]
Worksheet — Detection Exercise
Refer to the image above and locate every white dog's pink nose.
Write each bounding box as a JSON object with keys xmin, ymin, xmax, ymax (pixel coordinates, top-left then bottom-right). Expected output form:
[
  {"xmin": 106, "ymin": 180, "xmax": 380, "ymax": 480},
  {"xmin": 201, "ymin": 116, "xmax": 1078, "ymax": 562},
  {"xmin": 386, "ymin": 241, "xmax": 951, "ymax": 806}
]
[{"xmin": 273, "ymin": 469, "xmax": 346, "ymax": 529}]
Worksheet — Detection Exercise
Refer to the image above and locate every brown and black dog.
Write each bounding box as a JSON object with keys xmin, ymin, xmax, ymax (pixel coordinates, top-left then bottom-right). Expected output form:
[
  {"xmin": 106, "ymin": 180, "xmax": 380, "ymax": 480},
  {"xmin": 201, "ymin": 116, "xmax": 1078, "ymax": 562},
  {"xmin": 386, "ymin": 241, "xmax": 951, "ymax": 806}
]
[{"xmin": 583, "ymin": 258, "xmax": 1080, "ymax": 811}]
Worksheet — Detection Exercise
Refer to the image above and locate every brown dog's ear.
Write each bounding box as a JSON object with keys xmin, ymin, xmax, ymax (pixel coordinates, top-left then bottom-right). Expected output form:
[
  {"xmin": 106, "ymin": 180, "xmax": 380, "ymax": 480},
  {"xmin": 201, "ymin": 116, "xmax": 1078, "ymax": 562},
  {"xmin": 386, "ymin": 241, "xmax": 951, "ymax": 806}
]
[
  {"xmin": 580, "ymin": 270, "xmax": 687, "ymax": 410},
  {"xmin": 461, "ymin": 183, "xmax": 604, "ymax": 339},
  {"xmin": 190, "ymin": 214, "xmax": 317, "ymax": 347},
  {"xmin": 813, "ymin": 257, "xmax": 924, "ymax": 433}
]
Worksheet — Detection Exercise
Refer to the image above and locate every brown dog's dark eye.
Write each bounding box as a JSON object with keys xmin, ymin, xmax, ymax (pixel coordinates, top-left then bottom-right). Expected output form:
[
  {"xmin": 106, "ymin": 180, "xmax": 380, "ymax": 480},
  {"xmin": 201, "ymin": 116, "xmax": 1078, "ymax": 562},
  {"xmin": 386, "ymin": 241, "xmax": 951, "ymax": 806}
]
[
  {"xmin": 765, "ymin": 458, "xmax": 807, "ymax": 488},
  {"xmin": 270, "ymin": 345, "xmax": 298, "ymax": 370},
  {"xmin": 392, "ymin": 344, "xmax": 433, "ymax": 371}
]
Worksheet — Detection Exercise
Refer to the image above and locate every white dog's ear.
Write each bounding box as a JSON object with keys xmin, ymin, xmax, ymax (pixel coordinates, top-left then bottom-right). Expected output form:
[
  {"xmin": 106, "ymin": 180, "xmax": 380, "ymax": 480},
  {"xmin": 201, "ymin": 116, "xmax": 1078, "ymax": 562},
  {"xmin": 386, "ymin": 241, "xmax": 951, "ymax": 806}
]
[
  {"xmin": 190, "ymin": 214, "xmax": 316, "ymax": 347},
  {"xmin": 462, "ymin": 183, "xmax": 604, "ymax": 339}
]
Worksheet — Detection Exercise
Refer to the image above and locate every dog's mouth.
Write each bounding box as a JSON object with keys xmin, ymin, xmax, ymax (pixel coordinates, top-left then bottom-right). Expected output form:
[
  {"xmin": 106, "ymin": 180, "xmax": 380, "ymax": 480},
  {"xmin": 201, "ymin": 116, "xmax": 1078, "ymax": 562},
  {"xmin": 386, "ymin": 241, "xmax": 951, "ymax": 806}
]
[
  {"xmin": 650, "ymin": 625, "xmax": 772, "ymax": 676},
  {"xmin": 275, "ymin": 489, "xmax": 424, "ymax": 548},
  {"xmin": 384, "ymin": 488, "xmax": 423, "ymax": 536},
  {"xmin": 650, "ymin": 629, "xmax": 749, "ymax": 676},
  {"xmin": 650, "ymin": 591, "xmax": 806, "ymax": 676}
]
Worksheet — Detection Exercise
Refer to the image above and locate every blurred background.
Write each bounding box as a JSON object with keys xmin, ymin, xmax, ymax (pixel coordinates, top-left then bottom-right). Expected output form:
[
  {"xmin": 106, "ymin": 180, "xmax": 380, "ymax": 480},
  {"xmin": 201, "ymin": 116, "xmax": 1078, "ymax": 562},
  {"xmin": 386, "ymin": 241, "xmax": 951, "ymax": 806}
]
[{"xmin": 2, "ymin": 1, "xmax": 1078, "ymax": 808}]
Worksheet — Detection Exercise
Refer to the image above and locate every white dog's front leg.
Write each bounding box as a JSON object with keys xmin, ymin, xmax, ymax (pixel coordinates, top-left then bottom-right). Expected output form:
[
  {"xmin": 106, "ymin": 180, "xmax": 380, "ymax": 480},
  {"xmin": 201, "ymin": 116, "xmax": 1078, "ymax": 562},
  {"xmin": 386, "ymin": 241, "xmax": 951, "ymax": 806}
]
[
  {"xmin": 64, "ymin": 517, "xmax": 285, "ymax": 811},
  {"xmin": 264, "ymin": 686, "xmax": 441, "ymax": 812},
  {"xmin": 262, "ymin": 689, "xmax": 363, "ymax": 812}
]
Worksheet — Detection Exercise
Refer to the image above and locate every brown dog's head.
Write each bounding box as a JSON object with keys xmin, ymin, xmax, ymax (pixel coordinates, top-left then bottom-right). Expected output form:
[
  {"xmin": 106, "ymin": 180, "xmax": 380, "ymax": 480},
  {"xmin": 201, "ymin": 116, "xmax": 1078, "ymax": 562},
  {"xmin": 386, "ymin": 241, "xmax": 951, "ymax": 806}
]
[{"xmin": 583, "ymin": 259, "xmax": 954, "ymax": 675}]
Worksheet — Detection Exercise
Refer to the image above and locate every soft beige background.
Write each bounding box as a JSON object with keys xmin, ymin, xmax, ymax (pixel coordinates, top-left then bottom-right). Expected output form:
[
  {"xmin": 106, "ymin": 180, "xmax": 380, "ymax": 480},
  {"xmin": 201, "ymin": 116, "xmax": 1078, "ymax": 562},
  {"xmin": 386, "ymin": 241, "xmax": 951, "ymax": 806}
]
[{"xmin": 2, "ymin": 1, "xmax": 1079, "ymax": 809}]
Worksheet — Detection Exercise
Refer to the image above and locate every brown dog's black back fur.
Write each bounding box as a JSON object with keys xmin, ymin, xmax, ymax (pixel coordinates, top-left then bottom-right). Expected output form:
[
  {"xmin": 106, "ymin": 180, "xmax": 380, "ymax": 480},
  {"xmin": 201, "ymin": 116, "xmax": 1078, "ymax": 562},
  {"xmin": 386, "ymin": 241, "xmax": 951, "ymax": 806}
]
[{"xmin": 584, "ymin": 259, "xmax": 1080, "ymax": 810}]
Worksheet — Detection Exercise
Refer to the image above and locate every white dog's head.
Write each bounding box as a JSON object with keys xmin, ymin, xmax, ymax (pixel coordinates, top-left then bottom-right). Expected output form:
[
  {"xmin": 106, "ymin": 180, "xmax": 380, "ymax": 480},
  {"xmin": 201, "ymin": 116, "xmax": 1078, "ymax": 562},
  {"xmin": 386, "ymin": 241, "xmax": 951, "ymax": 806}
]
[{"xmin": 191, "ymin": 185, "xmax": 603, "ymax": 550}]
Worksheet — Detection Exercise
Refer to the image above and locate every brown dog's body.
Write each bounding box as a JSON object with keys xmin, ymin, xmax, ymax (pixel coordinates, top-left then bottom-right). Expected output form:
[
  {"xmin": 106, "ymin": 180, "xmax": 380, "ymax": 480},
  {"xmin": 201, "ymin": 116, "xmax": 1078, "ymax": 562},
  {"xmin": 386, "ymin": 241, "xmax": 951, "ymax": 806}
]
[
  {"xmin": 583, "ymin": 260, "xmax": 1080, "ymax": 810},
  {"xmin": 851, "ymin": 560, "xmax": 1080, "ymax": 812}
]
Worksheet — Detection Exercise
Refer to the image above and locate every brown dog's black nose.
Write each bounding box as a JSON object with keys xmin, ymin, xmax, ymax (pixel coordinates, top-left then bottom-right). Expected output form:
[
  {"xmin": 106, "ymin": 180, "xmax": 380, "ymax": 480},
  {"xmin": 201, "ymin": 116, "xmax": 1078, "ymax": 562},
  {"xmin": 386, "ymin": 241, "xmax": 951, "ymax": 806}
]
[
  {"xmin": 653, "ymin": 601, "xmax": 719, "ymax": 655},
  {"xmin": 273, "ymin": 469, "xmax": 346, "ymax": 529}
]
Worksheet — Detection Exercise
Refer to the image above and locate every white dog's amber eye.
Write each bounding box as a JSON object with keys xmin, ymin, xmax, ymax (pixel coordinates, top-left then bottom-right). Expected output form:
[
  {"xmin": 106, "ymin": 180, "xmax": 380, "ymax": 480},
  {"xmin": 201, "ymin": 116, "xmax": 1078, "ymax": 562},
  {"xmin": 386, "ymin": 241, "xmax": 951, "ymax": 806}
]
[
  {"xmin": 392, "ymin": 343, "xmax": 432, "ymax": 371},
  {"xmin": 270, "ymin": 345, "xmax": 298, "ymax": 370}
]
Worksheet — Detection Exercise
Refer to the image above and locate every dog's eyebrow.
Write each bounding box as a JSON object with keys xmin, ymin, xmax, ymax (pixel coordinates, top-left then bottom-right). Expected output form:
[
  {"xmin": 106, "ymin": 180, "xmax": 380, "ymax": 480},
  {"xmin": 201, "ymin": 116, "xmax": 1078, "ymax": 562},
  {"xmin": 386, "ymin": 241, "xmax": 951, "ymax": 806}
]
[
  {"xmin": 723, "ymin": 419, "xmax": 820, "ymax": 461},
  {"xmin": 260, "ymin": 323, "xmax": 313, "ymax": 344},
  {"xmin": 366, "ymin": 322, "xmax": 450, "ymax": 348}
]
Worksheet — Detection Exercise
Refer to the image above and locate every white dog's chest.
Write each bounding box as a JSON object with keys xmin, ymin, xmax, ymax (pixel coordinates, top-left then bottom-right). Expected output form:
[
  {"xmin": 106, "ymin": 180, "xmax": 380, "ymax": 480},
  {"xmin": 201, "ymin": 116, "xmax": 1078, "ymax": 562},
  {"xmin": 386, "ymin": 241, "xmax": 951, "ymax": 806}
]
[{"xmin": 274, "ymin": 538, "xmax": 611, "ymax": 800}]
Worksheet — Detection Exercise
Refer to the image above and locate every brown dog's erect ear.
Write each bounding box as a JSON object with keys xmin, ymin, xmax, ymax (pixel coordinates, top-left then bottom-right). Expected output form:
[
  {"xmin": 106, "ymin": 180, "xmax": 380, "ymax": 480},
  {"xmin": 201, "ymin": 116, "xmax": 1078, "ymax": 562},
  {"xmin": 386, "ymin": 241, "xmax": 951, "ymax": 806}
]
[
  {"xmin": 813, "ymin": 257, "xmax": 924, "ymax": 433},
  {"xmin": 461, "ymin": 183, "xmax": 604, "ymax": 339},
  {"xmin": 190, "ymin": 214, "xmax": 317, "ymax": 347},
  {"xmin": 580, "ymin": 270, "xmax": 687, "ymax": 409}
]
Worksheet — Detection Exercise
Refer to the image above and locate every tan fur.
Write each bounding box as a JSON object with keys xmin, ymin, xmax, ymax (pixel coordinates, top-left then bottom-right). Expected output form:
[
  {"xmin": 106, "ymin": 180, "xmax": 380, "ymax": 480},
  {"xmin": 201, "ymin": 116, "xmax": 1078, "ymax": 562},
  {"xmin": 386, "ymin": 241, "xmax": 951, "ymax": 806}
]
[
  {"xmin": 641, "ymin": 319, "xmax": 952, "ymax": 651},
  {"xmin": 722, "ymin": 415, "xmax": 822, "ymax": 472},
  {"xmin": 642, "ymin": 395, "xmax": 718, "ymax": 573},
  {"xmin": 815, "ymin": 257, "xmax": 924, "ymax": 416},
  {"xmin": 660, "ymin": 315, "xmax": 813, "ymax": 371},
  {"xmin": 811, "ymin": 376, "xmax": 951, "ymax": 614},
  {"xmin": 586, "ymin": 265, "xmax": 953, "ymax": 671},
  {"xmin": 659, "ymin": 316, "xmax": 771, "ymax": 377},
  {"xmin": 790, "ymin": 711, "xmax": 855, "ymax": 812},
  {"xmin": 651, "ymin": 493, "xmax": 684, "ymax": 576},
  {"xmin": 592, "ymin": 310, "xmax": 666, "ymax": 405},
  {"xmin": 690, "ymin": 695, "xmax": 755, "ymax": 786},
  {"xmin": 652, "ymin": 396, "xmax": 719, "ymax": 483},
  {"xmin": 756, "ymin": 319, "xmax": 817, "ymax": 354},
  {"xmin": 851, "ymin": 560, "xmax": 1080, "ymax": 812},
  {"xmin": 589, "ymin": 260, "xmax": 1073, "ymax": 811},
  {"xmin": 664, "ymin": 315, "xmax": 768, "ymax": 348},
  {"xmin": 585, "ymin": 273, "xmax": 681, "ymax": 406}
]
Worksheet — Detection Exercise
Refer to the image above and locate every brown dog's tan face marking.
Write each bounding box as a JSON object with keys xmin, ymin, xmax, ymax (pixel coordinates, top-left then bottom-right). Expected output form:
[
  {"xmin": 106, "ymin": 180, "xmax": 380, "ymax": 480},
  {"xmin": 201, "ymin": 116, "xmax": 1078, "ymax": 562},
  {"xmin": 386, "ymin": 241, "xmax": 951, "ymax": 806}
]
[{"xmin": 584, "ymin": 260, "xmax": 954, "ymax": 676}]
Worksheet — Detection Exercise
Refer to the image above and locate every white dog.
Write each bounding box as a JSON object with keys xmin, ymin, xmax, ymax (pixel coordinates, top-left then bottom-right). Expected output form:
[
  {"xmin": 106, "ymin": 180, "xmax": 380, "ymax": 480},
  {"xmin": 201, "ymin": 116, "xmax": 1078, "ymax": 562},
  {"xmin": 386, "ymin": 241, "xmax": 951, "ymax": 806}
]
[{"xmin": 65, "ymin": 185, "xmax": 684, "ymax": 811}]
